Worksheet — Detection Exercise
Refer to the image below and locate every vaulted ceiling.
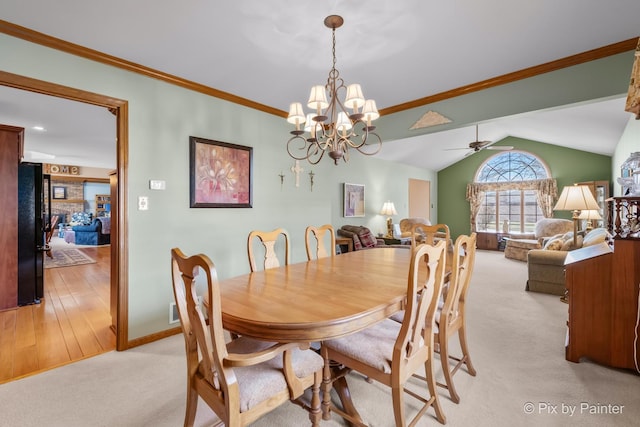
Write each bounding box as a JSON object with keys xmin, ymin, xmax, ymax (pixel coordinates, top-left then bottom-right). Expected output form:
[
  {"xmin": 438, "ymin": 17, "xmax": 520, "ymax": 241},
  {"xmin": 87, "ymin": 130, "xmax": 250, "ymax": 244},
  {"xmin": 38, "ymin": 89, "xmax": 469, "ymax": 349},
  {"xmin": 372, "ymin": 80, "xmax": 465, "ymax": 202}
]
[{"xmin": 1, "ymin": 1, "xmax": 639, "ymax": 170}]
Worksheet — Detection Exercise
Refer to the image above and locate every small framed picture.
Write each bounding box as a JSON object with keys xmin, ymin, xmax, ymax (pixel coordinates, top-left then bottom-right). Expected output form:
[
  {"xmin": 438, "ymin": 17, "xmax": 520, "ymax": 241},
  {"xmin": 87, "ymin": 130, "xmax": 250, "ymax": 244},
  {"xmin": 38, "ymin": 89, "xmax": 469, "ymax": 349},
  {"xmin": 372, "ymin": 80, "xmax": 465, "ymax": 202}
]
[
  {"xmin": 52, "ymin": 186, "xmax": 66, "ymax": 200},
  {"xmin": 343, "ymin": 183, "xmax": 365, "ymax": 217}
]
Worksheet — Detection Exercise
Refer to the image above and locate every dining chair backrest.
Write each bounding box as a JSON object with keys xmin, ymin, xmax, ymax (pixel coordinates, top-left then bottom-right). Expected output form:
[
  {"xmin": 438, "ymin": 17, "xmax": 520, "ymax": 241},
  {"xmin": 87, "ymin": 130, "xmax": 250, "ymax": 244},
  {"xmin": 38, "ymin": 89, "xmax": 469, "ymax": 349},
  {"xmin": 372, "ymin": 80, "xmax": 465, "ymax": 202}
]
[
  {"xmin": 408, "ymin": 222, "xmax": 450, "ymax": 250},
  {"xmin": 320, "ymin": 240, "xmax": 448, "ymax": 426},
  {"xmin": 247, "ymin": 228, "xmax": 290, "ymax": 272},
  {"xmin": 44, "ymin": 215, "xmax": 60, "ymax": 258},
  {"xmin": 171, "ymin": 247, "xmax": 323, "ymax": 426},
  {"xmin": 171, "ymin": 248, "xmax": 225, "ymax": 426},
  {"xmin": 401, "ymin": 240, "xmax": 447, "ymax": 361},
  {"xmin": 435, "ymin": 232, "xmax": 478, "ymax": 404},
  {"xmin": 304, "ymin": 224, "xmax": 336, "ymax": 260},
  {"xmin": 442, "ymin": 232, "xmax": 477, "ymax": 325}
]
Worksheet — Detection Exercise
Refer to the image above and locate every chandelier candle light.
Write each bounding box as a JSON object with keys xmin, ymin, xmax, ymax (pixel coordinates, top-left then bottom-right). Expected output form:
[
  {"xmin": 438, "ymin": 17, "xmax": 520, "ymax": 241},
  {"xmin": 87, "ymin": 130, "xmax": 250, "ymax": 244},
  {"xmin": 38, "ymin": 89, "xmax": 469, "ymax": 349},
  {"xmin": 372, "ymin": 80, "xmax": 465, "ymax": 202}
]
[{"xmin": 286, "ymin": 15, "xmax": 382, "ymax": 165}]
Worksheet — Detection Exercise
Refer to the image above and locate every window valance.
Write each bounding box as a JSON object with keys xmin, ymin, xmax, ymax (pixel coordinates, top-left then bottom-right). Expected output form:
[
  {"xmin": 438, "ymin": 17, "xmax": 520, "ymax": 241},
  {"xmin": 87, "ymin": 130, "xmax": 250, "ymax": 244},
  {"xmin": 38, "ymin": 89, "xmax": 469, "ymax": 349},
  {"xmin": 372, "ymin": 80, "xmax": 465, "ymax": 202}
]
[{"xmin": 466, "ymin": 178, "xmax": 558, "ymax": 231}]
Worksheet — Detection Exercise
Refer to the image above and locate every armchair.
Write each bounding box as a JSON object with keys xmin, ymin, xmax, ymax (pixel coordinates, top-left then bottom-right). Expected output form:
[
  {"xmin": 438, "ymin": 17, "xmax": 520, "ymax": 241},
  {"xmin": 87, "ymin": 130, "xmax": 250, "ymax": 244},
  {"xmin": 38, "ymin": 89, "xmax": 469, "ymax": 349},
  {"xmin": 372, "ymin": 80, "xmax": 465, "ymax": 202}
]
[
  {"xmin": 504, "ymin": 218, "xmax": 573, "ymax": 261},
  {"xmin": 399, "ymin": 217, "xmax": 431, "ymax": 242}
]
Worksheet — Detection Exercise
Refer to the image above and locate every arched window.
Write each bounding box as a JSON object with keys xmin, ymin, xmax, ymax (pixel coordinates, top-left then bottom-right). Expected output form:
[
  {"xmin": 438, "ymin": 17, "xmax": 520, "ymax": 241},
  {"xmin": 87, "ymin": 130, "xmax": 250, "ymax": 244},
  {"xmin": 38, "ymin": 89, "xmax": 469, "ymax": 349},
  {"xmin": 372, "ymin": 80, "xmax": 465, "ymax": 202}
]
[{"xmin": 474, "ymin": 151, "xmax": 551, "ymax": 233}]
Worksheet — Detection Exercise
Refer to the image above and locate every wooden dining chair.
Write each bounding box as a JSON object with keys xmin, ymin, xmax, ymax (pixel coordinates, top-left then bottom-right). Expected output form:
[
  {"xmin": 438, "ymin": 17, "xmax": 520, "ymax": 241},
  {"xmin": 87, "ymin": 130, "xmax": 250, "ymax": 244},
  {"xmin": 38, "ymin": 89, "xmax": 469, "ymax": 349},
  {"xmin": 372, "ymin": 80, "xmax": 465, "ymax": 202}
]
[
  {"xmin": 44, "ymin": 215, "xmax": 60, "ymax": 258},
  {"xmin": 388, "ymin": 222, "xmax": 452, "ymax": 325},
  {"xmin": 170, "ymin": 248, "xmax": 323, "ymax": 427},
  {"xmin": 247, "ymin": 228, "xmax": 290, "ymax": 272},
  {"xmin": 432, "ymin": 232, "xmax": 477, "ymax": 403},
  {"xmin": 305, "ymin": 224, "xmax": 336, "ymax": 260},
  {"xmin": 408, "ymin": 222, "xmax": 451, "ymax": 251},
  {"xmin": 321, "ymin": 241, "xmax": 448, "ymax": 427}
]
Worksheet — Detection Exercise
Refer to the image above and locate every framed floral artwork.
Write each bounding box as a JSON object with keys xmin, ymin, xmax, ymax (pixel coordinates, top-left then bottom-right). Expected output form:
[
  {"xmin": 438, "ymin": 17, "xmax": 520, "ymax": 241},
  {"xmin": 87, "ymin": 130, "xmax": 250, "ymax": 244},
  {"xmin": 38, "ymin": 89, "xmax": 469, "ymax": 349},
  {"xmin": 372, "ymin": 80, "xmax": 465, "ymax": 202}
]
[
  {"xmin": 343, "ymin": 183, "xmax": 365, "ymax": 217},
  {"xmin": 189, "ymin": 136, "xmax": 253, "ymax": 208}
]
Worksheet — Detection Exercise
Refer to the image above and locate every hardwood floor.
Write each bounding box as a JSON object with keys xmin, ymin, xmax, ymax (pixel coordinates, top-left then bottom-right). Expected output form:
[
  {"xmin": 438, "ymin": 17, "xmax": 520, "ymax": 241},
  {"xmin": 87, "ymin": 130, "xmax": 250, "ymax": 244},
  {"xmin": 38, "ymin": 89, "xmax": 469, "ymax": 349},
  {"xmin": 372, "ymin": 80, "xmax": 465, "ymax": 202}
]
[{"xmin": 0, "ymin": 245, "xmax": 114, "ymax": 384}]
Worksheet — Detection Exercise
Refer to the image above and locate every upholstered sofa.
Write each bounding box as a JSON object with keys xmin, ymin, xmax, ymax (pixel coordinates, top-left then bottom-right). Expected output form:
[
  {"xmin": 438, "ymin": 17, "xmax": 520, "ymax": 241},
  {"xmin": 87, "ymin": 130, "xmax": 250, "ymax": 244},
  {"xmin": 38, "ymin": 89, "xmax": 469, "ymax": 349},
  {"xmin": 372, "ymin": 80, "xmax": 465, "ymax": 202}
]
[
  {"xmin": 526, "ymin": 227, "xmax": 610, "ymax": 295},
  {"xmin": 72, "ymin": 217, "xmax": 111, "ymax": 245},
  {"xmin": 504, "ymin": 218, "xmax": 573, "ymax": 261}
]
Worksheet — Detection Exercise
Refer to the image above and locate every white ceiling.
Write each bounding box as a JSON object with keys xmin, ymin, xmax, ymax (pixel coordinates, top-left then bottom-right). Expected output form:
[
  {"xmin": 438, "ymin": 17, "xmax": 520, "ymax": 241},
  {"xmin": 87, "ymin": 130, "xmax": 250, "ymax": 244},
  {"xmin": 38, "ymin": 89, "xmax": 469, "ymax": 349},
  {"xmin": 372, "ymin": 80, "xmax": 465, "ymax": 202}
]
[{"xmin": 1, "ymin": 0, "xmax": 639, "ymax": 171}]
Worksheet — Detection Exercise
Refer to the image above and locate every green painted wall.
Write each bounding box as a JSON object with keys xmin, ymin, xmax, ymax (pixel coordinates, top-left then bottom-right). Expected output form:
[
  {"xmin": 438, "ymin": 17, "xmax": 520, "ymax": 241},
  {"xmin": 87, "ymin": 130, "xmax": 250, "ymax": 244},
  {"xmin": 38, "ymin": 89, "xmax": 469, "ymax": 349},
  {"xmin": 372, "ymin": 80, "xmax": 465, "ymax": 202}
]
[
  {"xmin": 437, "ymin": 137, "xmax": 612, "ymax": 239},
  {"xmin": 1, "ymin": 34, "xmax": 437, "ymax": 339}
]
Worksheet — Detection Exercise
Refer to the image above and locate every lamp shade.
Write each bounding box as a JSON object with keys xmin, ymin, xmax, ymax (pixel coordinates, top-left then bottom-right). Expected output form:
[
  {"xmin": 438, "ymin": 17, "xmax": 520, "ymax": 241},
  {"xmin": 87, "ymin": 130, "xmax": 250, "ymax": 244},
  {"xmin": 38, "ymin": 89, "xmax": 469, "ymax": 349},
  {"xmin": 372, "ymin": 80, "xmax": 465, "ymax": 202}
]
[
  {"xmin": 577, "ymin": 209, "xmax": 602, "ymax": 220},
  {"xmin": 553, "ymin": 185, "xmax": 600, "ymax": 212},
  {"xmin": 362, "ymin": 100, "xmax": 380, "ymax": 122},
  {"xmin": 307, "ymin": 85, "xmax": 329, "ymax": 110},
  {"xmin": 345, "ymin": 84, "xmax": 365, "ymax": 109},
  {"xmin": 286, "ymin": 102, "xmax": 306, "ymax": 125},
  {"xmin": 336, "ymin": 112, "xmax": 353, "ymax": 132},
  {"xmin": 380, "ymin": 201, "xmax": 398, "ymax": 216}
]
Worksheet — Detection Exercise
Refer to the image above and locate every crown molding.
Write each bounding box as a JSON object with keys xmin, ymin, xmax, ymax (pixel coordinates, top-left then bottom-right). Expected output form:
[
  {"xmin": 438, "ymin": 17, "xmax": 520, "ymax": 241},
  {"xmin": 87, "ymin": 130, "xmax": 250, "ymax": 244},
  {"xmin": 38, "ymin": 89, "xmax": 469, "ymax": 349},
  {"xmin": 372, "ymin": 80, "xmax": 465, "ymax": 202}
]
[
  {"xmin": 1, "ymin": 20, "xmax": 636, "ymax": 119},
  {"xmin": 380, "ymin": 38, "xmax": 638, "ymax": 116}
]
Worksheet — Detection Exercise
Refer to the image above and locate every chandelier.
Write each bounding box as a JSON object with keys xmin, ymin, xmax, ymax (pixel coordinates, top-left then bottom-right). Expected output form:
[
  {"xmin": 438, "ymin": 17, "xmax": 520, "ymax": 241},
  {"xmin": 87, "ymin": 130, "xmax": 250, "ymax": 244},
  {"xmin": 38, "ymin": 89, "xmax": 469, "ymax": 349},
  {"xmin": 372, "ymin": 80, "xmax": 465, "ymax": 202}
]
[{"xmin": 286, "ymin": 15, "xmax": 382, "ymax": 165}]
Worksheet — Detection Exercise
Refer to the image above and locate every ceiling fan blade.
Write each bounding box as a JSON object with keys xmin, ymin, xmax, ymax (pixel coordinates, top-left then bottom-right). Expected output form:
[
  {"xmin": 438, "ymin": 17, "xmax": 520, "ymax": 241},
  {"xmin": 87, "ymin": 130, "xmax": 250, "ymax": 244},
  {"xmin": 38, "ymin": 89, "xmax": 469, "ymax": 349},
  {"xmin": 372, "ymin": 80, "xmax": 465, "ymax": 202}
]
[
  {"xmin": 444, "ymin": 147, "xmax": 473, "ymax": 151},
  {"xmin": 486, "ymin": 146, "xmax": 514, "ymax": 151}
]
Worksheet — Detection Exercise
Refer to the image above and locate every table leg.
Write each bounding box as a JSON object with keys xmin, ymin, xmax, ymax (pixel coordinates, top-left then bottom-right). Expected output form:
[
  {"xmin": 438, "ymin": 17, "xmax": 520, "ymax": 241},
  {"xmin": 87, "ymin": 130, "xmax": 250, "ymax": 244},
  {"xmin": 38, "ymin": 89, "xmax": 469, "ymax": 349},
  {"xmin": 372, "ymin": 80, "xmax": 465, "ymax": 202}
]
[{"xmin": 322, "ymin": 352, "xmax": 366, "ymax": 426}]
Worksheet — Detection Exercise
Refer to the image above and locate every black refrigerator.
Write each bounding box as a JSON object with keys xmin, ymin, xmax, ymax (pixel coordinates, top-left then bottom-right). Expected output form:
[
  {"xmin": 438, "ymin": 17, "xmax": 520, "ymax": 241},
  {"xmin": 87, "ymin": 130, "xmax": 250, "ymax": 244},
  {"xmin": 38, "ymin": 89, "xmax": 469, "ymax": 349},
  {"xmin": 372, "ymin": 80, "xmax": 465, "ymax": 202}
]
[{"xmin": 17, "ymin": 162, "xmax": 50, "ymax": 306}]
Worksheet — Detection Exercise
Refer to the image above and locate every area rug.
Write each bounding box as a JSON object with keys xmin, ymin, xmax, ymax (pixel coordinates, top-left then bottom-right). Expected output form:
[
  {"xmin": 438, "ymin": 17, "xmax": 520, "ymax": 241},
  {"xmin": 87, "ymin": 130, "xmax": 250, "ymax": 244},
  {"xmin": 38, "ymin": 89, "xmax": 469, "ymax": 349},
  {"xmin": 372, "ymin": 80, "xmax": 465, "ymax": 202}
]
[{"xmin": 44, "ymin": 248, "xmax": 96, "ymax": 269}]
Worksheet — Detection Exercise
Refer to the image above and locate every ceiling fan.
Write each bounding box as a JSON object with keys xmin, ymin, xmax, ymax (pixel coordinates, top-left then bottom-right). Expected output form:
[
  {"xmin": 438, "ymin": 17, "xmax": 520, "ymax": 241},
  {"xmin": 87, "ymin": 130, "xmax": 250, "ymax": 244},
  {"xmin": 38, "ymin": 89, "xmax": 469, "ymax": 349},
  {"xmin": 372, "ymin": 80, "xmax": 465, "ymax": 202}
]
[{"xmin": 446, "ymin": 125, "xmax": 513, "ymax": 155}]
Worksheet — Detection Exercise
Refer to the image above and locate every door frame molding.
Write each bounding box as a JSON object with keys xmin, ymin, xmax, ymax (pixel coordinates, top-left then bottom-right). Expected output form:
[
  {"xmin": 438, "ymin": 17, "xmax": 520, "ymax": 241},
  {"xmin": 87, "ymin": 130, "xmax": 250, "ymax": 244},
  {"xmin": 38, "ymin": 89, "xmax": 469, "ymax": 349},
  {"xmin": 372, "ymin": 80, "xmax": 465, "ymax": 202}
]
[{"xmin": 0, "ymin": 70, "xmax": 130, "ymax": 350}]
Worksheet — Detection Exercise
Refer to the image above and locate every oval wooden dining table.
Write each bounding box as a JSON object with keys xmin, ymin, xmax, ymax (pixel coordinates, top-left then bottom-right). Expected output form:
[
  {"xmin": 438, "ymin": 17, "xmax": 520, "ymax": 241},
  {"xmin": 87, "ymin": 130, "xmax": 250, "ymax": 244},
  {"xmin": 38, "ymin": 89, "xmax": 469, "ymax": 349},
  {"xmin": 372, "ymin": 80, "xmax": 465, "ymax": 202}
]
[
  {"xmin": 218, "ymin": 247, "xmax": 414, "ymax": 425},
  {"xmin": 218, "ymin": 247, "xmax": 412, "ymax": 343}
]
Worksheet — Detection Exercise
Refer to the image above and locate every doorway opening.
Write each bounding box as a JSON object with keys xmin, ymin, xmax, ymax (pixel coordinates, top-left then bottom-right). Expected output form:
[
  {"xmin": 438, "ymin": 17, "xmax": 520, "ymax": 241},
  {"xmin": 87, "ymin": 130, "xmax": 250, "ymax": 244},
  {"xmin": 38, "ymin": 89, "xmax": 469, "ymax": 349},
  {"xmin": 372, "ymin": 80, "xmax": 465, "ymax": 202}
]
[{"xmin": 0, "ymin": 70, "xmax": 129, "ymax": 382}]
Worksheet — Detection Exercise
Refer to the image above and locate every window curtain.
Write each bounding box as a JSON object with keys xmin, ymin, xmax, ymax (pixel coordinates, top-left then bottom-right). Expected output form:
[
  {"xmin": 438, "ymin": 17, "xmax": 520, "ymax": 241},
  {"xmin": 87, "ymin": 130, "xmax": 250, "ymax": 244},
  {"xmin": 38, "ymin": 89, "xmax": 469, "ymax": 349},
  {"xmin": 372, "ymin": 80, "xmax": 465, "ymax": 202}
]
[
  {"xmin": 624, "ymin": 37, "xmax": 640, "ymax": 119},
  {"xmin": 466, "ymin": 178, "xmax": 558, "ymax": 231},
  {"xmin": 465, "ymin": 184, "xmax": 485, "ymax": 233}
]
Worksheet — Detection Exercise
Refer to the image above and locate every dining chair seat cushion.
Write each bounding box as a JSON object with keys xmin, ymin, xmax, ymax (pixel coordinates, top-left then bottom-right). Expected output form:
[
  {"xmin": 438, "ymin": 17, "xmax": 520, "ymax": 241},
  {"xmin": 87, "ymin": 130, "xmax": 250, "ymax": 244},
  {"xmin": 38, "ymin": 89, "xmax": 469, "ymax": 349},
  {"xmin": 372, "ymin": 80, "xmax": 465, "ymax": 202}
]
[
  {"xmin": 324, "ymin": 319, "xmax": 401, "ymax": 374},
  {"xmin": 216, "ymin": 337, "xmax": 324, "ymax": 412},
  {"xmin": 324, "ymin": 318, "xmax": 423, "ymax": 375}
]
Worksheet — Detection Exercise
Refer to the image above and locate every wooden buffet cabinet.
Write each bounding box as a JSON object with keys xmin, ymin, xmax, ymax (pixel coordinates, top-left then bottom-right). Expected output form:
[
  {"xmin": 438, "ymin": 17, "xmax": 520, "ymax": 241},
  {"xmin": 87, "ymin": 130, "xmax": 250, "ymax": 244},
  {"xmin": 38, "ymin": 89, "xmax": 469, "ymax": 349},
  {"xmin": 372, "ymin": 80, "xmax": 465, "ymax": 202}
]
[{"xmin": 564, "ymin": 197, "xmax": 640, "ymax": 372}]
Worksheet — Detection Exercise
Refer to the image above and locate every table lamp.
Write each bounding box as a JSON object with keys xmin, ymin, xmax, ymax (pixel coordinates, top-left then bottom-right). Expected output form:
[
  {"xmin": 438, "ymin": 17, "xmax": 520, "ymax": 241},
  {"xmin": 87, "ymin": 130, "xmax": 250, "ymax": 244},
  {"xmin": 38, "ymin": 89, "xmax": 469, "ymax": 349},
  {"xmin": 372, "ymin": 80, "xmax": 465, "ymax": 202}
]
[
  {"xmin": 577, "ymin": 209, "xmax": 602, "ymax": 231},
  {"xmin": 553, "ymin": 185, "xmax": 600, "ymax": 247},
  {"xmin": 379, "ymin": 201, "xmax": 397, "ymax": 237}
]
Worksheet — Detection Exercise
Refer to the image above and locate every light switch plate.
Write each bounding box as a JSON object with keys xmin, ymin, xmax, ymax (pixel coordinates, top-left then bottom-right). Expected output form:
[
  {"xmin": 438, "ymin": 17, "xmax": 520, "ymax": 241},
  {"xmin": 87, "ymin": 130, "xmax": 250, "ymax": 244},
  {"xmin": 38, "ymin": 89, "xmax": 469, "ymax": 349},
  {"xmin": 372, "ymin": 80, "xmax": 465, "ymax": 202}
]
[{"xmin": 138, "ymin": 196, "xmax": 149, "ymax": 210}]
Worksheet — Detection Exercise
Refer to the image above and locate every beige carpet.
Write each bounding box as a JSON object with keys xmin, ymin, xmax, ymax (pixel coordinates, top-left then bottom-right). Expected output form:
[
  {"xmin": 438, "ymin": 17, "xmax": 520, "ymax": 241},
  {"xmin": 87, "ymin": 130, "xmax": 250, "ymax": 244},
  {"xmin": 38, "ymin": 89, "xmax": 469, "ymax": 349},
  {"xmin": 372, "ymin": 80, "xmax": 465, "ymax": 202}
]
[
  {"xmin": 1, "ymin": 250, "xmax": 638, "ymax": 426},
  {"xmin": 43, "ymin": 248, "xmax": 96, "ymax": 269}
]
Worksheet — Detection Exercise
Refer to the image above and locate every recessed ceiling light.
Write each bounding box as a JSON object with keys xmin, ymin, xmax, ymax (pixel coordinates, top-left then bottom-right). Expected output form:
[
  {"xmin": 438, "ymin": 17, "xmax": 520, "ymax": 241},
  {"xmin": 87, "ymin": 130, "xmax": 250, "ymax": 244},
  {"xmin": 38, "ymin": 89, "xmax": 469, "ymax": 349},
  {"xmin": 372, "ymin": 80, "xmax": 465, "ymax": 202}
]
[{"xmin": 32, "ymin": 126, "xmax": 46, "ymax": 131}]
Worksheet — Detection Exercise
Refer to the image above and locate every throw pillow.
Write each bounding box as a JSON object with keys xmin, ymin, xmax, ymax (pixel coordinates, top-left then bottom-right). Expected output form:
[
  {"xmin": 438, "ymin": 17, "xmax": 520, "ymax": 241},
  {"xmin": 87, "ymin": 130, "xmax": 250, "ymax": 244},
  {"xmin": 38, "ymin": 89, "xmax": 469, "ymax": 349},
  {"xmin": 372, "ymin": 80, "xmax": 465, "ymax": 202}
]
[
  {"xmin": 583, "ymin": 227, "xmax": 610, "ymax": 247},
  {"xmin": 544, "ymin": 238, "xmax": 564, "ymax": 251}
]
